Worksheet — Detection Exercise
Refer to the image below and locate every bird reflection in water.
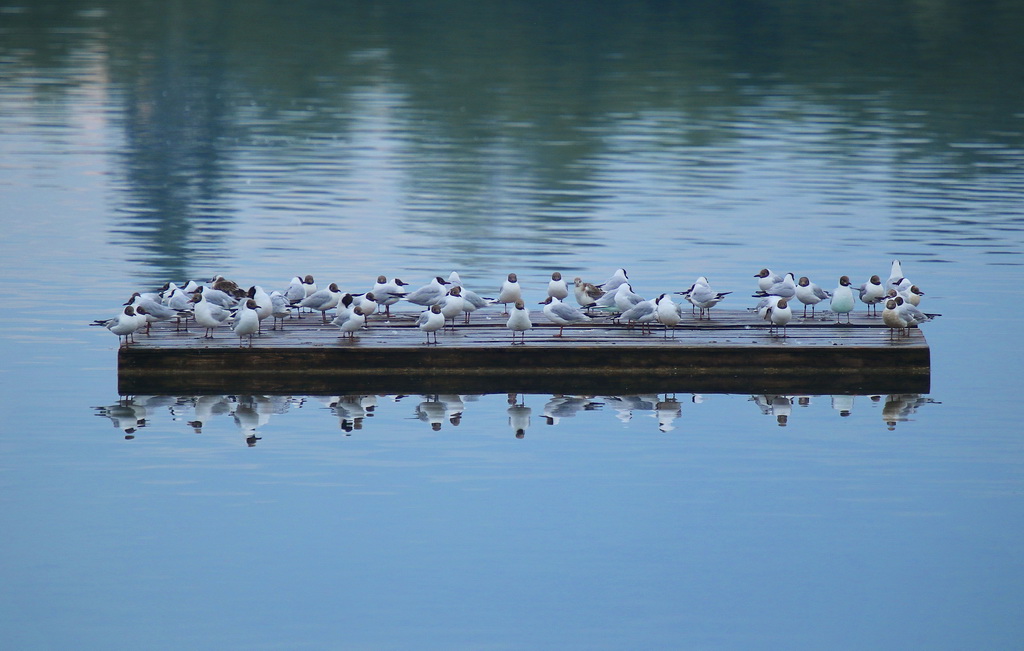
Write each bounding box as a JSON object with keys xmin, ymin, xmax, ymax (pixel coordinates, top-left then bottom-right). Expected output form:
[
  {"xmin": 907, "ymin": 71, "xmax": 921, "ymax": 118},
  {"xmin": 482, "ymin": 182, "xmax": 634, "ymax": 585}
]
[
  {"xmin": 331, "ymin": 395, "xmax": 374, "ymax": 433},
  {"xmin": 882, "ymin": 394, "xmax": 939, "ymax": 431},
  {"xmin": 507, "ymin": 394, "xmax": 531, "ymax": 439},
  {"xmin": 542, "ymin": 395, "xmax": 603, "ymax": 425},
  {"xmin": 94, "ymin": 398, "xmax": 148, "ymax": 439},
  {"xmin": 750, "ymin": 395, "xmax": 793, "ymax": 426},
  {"xmin": 416, "ymin": 396, "xmax": 448, "ymax": 431},
  {"xmin": 95, "ymin": 390, "xmax": 939, "ymax": 440}
]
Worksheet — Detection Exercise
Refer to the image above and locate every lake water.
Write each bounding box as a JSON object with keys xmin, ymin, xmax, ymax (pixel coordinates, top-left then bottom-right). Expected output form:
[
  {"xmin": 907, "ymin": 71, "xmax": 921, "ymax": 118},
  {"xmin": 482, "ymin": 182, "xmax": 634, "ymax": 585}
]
[{"xmin": 2, "ymin": 1, "xmax": 1023, "ymax": 648}]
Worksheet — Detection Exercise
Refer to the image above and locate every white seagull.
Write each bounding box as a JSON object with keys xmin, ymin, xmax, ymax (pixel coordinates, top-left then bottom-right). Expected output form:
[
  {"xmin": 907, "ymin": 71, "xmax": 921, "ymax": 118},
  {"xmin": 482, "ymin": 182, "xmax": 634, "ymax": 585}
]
[
  {"xmin": 547, "ymin": 272, "xmax": 569, "ymax": 300},
  {"xmin": 191, "ymin": 291, "xmax": 232, "ymax": 337},
  {"xmin": 232, "ymin": 299, "xmax": 260, "ymax": 347},
  {"xmin": 655, "ymin": 293, "xmax": 681, "ymax": 337},
  {"xmin": 506, "ymin": 299, "xmax": 532, "ymax": 345},
  {"xmin": 754, "ymin": 268, "xmax": 784, "ymax": 293},
  {"xmin": 753, "ymin": 272, "xmax": 797, "ymax": 299},
  {"xmin": 858, "ymin": 275, "xmax": 885, "ymax": 316},
  {"xmin": 440, "ymin": 286, "xmax": 465, "ymax": 329},
  {"xmin": 573, "ymin": 277, "xmax": 604, "ymax": 309},
  {"xmin": 765, "ymin": 297, "xmax": 792, "ymax": 337},
  {"xmin": 830, "ymin": 276, "xmax": 856, "ymax": 324},
  {"xmin": 795, "ymin": 276, "xmax": 830, "ymax": 317},
  {"xmin": 417, "ymin": 304, "xmax": 445, "ymax": 345},
  {"xmin": 406, "ymin": 276, "xmax": 450, "ymax": 307},
  {"xmin": 98, "ymin": 305, "xmax": 142, "ymax": 346},
  {"xmin": 497, "ymin": 273, "xmax": 522, "ymax": 314},
  {"xmin": 540, "ymin": 295, "xmax": 591, "ymax": 337},
  {"xmin": 299, "ymin": 282, "xmax": 342, "ymax": 322}
]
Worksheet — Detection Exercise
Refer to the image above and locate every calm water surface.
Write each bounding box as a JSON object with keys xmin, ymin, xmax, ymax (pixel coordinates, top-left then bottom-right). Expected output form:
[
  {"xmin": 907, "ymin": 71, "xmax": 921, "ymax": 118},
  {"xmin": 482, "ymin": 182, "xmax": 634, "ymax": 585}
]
[{"xmin": 2, "ymin": 1, "xmax": 1023, "ymax": 649}]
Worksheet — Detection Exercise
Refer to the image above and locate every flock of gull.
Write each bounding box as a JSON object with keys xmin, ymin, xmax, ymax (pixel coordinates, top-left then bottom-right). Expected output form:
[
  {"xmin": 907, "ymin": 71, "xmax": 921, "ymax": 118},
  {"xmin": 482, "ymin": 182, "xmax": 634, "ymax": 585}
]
[{"xmin": 94, "ymin": 260, "xmax": 935, "ymax": 346}]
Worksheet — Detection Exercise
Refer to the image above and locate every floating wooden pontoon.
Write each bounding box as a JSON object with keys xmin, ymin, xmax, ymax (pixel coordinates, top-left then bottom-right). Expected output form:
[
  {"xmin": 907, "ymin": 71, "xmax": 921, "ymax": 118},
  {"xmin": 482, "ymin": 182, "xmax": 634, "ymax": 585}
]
[{"xmin": 117, "ymin": 309, "xmax": 931, "ymax": 396}]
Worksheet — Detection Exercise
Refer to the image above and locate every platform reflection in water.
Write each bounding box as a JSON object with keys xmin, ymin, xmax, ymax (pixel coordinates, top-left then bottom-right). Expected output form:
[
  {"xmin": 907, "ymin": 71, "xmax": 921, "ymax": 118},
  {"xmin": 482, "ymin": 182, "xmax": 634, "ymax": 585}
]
[{"xmin": 95, "ymin": 391, "xmax": 938, "ymax": 443}]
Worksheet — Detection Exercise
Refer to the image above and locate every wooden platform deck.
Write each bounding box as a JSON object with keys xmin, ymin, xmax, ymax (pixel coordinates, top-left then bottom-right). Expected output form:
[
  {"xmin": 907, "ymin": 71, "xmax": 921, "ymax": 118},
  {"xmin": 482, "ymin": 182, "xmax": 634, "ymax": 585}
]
[{"xmin": 117, "ymin": 308, "xmax": 931, "ymax": 396}]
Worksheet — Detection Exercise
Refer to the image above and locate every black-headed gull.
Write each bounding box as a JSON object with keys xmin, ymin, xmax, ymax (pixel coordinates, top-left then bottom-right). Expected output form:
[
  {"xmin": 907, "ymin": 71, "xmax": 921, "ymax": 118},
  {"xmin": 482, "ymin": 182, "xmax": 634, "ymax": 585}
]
[
  {"xmin": 232, "ymin": 299, "xmax": 260, "ymax": 347},
  {"xmin": 540, "ymin": 295, "xmax": 591, "ymax": 337},
  {"xmin": 882, "ymin": 298, "xmax": 909, "ymax": 339},
  {"xmin": 406, "ymin": 276, "xmax": 450, "ymax": 307},
  {"xmin": 795, "ymin": 276, "xmax": 830, "ymax": 317},
  {"xmin": 655, "ymin": 293, "xmax": 681, "ymax": 337},
  {"xmin": 336, "ymin": 305, "xmax": 368, "ymax": 339},
  {"xmin": 754, "ymin": 268, "xmax": 784, "ymax": 293},
  {"xmin": 98, "ymin": 305, "xmax": 142, "ymax": 346},
  {"xmin": 299, "ymin": 282, "xmax": 342, "ymax": 323},
  {"xmin": 682, "ymin": 277, "xmax": 731, "ymax": 319},
  {"xmin": 372, "ymin": 276, "xmax": 409, "ymax": 317},
  {"xmin": 417, "ymin": 304, "xmax": 444, "ymax": 345},
  {"xmin": 547, "ymin": 272, "xmax": 569, "ymax": 300},
  {"xmin": 765, "ymin": 297, "xmax": 792, "ymax": 337},
  {"xmin": 753, "ymin": 272, "xmax": 796, "ymax": 299},
  {"xmin": 497, "ymin": 273, "xmax": 522, "ymax": 315},
  {"xmin": 191, "ymin": 291, "xmax": 231, "ymax": 337},
  {"xmin": 440, "ymin": 286, "xmax": 465, "ymax": 329},
  {"xmin": 598, "ymin": 268, "xmax": 629, "ymax": 294},
  {"xmin": 506, "ymin": 299, "xmax": 532, "ymax": 345},
  {"xmin": 858, "ymin": 275, "xmax": 885, "ymax": 316},
  {"xmin": 830, "ymin": 276, "xmax": 856, "ymax": 324}
]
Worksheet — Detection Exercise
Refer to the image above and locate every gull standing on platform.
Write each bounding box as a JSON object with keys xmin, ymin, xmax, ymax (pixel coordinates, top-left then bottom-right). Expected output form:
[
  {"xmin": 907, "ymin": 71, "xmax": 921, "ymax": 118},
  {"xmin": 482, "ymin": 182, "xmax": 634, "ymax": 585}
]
[
  {"xmin": 573, "ymin": 277, "xmax": 604, "ymax": 308},
  {"xmin": 765, "ymin": 297, "xmax": 792, "ymax": 337},
  {"xmin": 886, "ymin": 260, "xmax": 904, "ymax": 292},
  {"xmin": 655, "ymin": 293, "xmax": 681, "ymax": 337},
  {"xmin": 753, "ymin": 272, "xmax": 797, "ymax": 299},
  {"xmin": 406, "ymin": 276, "xmax": 450, "ymax": 307},
  {"xmin": 329, "ymin": 294, "xmax": 356, "ymax": 329},
  {"xmin": 269, "ymin": 290, "xmax": 291, "ymax": 329},
  {"xmin": 440, "ymin": 286, "xmax": 465, "ymax": 329},
  {"xmin": 448, "ymin": 272, "xmax": 493, "ymax": 323},
  {"xmin": 337, "ymin": 305, "xmax": 368, "ymax": 339},
  {"xmin": 795, "ymin": 276, "xmax": 830, "ymax": 317},
  {"xmin": 417, "ymin": 304, "xmax": 445, "ymax": 345},
  {"xmin": 540, "ymin": 295, "xmax": 591, "ymax": 337},
  {"xmin": 830, "ymin": 276, "xmax": 856, "ymax": 324},
  {"xmin": 754, "ymin": 268, "xmax": 784, "ymax": 293},
  {"xmin": 127, "ymin": 293, "xmax": 178, "ymax": 333},
  {"xmin": 192, "ymin": 291, "xmax": 232, "ymax": 337},
  {"xmin": 299, "ymin": 282, "xmax": 342, "ymax": 323},
  {"xmin": 620, "ymin": 297, "xmax": 658, "ymax": 333},
  {"xmin": 98, "ymin": 305, "xmax": 142, "ymax": 346},
  {"xmin": 684, "ymin": 277, "xmax": 732, "ymax": 319},
  {"xmin": 497, "ymin": 273, "xmax": 522, "ymax": 315},
  {"xmin": 858, "ymin": 275, "xmax": 885, "ymax": 316},
  {"xmin": 284, "ymin": 276, "xmax": 305, "ymax": 305},
  {"xmin": 882, "ymin": 298, "xmax": 909, "ymax": 339},
  {"xmin": 372, "ymin": 276, "xmax": 408, "ymax": 318},
  {"xmin": 506, "ymin": 299, "xmax": 532, "ymax": 345},
  {"xmin": 233, "ymin": 299, "xmax": 260, "ymax": 347},
  {"xmin": 547, "ymin": 272, "xmax": 569, "ymax": 300},
  {"xmin": 248, "ymin": 285, "xmax": 273, "ymax": 332}
]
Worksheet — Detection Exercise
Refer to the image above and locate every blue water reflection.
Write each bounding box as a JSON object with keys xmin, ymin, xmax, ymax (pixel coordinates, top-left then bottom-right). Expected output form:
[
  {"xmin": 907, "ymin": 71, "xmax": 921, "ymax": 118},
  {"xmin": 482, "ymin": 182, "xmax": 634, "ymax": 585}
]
[{"xmin": 95, "ymin": 392, "xmax": 939, "ymax": 442}]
